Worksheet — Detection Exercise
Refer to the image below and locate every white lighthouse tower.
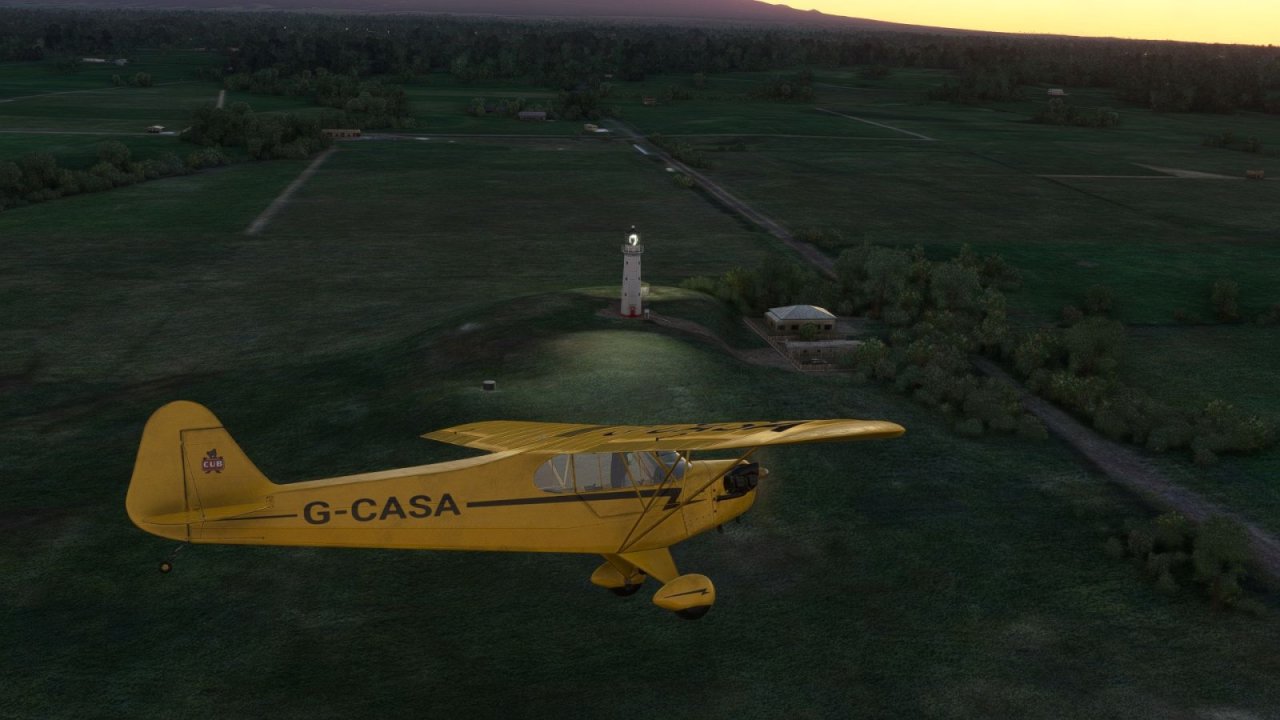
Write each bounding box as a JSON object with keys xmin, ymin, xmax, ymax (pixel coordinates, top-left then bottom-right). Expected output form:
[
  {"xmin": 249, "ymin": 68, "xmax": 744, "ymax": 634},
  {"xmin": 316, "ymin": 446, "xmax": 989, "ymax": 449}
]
[{"xmin": 621, "ymin": 225, "xmax": 644, "ymax": 318}]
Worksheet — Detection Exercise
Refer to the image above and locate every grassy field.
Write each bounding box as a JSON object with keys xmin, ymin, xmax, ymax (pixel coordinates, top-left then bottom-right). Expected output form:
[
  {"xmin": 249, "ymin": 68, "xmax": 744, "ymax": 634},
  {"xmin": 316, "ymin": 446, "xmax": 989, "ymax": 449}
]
[
  {"xmin": 609, "ymin": 67, "xmax": 1280, "ymax": 537},
  {"xmin": 3, "ymin": 60, "xmax": 1280, "ymax": 718},
  {"xmin": 614, "ymin": 70, "xmax": 1280, "ymax": 322}
]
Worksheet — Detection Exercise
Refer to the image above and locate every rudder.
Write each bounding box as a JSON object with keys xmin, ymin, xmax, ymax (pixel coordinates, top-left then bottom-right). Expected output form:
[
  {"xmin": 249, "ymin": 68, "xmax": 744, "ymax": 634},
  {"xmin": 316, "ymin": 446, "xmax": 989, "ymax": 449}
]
[{"xmin": 127, "ymin": 401, "xmax": 276, "ymax": 541}]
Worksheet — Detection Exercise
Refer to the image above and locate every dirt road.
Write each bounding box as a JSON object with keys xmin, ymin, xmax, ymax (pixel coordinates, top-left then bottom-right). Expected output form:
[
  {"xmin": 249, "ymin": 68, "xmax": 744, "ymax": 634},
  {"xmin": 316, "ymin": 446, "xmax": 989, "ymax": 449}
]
[
  {"xmin": 976, "ymin": 358, "xmax": 1280, "ymax": 584},
  {"xmin": 603, "ymin": 119, "xmax": 837, "ymax": 278}
]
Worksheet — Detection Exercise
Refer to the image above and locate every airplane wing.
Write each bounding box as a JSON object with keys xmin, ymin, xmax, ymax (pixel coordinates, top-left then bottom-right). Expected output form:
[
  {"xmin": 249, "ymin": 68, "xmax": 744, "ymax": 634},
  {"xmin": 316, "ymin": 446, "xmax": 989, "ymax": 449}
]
[{"xmin": 423, "ymin": 419, "xmax": 904, "ymax": 454}]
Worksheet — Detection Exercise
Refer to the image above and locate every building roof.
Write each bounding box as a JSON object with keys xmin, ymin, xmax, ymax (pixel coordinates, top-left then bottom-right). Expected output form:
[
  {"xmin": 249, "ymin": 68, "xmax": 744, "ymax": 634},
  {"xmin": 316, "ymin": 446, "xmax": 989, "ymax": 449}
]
[{"xmin": 766, "ymin": 305, "xmax": 836, "ymax": 322}]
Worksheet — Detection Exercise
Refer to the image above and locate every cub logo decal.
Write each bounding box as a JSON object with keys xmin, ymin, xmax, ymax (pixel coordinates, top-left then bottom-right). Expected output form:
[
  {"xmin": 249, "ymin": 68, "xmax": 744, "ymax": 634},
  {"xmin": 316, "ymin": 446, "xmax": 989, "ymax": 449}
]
[{"xmin": 201, "ymin": 449, "xmax": 225, "ymax": 474}]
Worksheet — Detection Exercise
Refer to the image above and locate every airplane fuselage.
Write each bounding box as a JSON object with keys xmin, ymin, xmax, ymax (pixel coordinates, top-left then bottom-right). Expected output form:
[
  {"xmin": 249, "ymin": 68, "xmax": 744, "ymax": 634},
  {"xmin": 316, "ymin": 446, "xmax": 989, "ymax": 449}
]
[{"xmin": 149, "ymin": 448, "xmax": 755, "ymax": 555}]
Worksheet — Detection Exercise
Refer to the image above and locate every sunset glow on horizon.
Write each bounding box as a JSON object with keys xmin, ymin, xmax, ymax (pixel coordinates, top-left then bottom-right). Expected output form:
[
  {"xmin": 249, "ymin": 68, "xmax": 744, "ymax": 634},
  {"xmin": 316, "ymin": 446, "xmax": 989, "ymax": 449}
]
[{"xmin": 780, "ymin": 0, "xmax": 1279, "ymax": 46}]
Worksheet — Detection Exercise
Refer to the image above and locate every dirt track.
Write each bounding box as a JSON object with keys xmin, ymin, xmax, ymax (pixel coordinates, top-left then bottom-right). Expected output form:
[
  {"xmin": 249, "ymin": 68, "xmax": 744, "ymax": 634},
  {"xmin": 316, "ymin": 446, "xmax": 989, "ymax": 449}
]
[
  {"xmin": 244, "ymin": 146, "xmax": 336, "ymax": 236},
  {"xmin": 975, "ymin": 359, "xmax": 1280, "ymax": 585}
]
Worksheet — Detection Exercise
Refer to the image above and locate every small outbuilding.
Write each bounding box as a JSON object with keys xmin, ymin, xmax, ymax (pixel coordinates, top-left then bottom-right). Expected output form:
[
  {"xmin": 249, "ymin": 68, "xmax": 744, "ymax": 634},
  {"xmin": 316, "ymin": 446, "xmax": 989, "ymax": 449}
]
[
  {"xmin": 145, "ymin": 125, "xmax": 165, "ymax": 133},
  {"xmin": 518, "ymin": 111, "xmax": 548, "ymax": 121},
  {"xmin": 765, "ymin": 305, "xmax": 837, "ymax": 336},
  {"xmin": 784, "ymin": 339, "xmax": 862, "ymax": 364},
  {"xmin": 1047, "ymin": 88, "xmax": 1068, "ymax": 97}
]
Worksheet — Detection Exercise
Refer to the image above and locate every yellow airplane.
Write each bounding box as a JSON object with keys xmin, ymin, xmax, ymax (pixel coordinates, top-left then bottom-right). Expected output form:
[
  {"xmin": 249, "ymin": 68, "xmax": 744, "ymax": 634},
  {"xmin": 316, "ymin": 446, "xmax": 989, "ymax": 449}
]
[{"xmin": 127, "ymin": 401, "xmax": 903, "ymax": 619}]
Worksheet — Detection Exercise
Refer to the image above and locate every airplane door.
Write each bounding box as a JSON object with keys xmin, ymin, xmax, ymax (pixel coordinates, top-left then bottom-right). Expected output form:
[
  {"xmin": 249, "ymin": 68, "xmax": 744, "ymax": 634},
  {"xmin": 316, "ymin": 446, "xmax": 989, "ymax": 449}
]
[{"xmin": 573, "ymin": 453, "xmax": 645, "ymax": 519}]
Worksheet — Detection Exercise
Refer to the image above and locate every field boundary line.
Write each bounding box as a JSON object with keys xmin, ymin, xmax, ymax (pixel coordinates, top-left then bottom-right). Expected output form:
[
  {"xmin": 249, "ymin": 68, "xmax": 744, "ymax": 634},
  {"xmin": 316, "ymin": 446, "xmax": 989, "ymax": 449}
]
[
  {"xmin": 0, "ymin": 80, "xmax": 195, "ymax": 104},
  {"xmin": 815, "ymin": 107, "xmax": 936, "ymax": 141},
  {"xmin": 244, "ymin": 147, "xmax": 337, "ymax": 236}
]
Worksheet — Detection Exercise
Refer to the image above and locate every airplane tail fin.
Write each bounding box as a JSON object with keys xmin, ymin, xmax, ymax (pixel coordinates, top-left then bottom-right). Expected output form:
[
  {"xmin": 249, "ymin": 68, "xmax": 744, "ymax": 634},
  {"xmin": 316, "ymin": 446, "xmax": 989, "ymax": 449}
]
[{"xmin": 126, "ymin": 401, "xmax": 276, "ymax": 541}]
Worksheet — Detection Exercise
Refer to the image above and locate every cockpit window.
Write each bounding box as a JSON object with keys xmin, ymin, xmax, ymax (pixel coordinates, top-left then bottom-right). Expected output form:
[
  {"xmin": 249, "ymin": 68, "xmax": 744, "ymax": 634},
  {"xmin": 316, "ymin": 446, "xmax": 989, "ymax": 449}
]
[
  {"xmin": 533, "ymin": 455, "xmax": 573, "ymax": 493},
  {"xmin": 533, "ymin": 451, "xmax": 688, "ymax": 494}
]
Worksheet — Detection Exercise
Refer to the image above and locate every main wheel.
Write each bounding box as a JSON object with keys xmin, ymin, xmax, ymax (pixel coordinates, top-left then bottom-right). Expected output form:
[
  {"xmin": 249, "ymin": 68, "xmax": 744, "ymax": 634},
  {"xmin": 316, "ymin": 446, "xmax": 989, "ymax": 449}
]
[
  {"xmin": 609, "ymin": 583, "xmax": 643, "ymax": 597},
  {"xmin": 675, "ymin": 606, "xmax": 711, "ymax": 620}
]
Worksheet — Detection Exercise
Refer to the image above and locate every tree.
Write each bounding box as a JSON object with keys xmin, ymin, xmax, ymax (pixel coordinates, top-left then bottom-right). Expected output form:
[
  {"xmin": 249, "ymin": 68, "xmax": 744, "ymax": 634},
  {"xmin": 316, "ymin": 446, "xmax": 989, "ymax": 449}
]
[
  {"xmin": 17, "ymin": 153, "xmax": 59, "ymax": 193},
  {"xmin": 97, "ymin": 140, "xmax": 131, "ymax": 168},
  {"xmin": 928, "ymin": 261, "xmax": 981, "ymax": 311},
  {"xmin": 864, "ymin": 247, "xmax": 910, "ymax": 318},
  {"xmin": 0, "ymin": 160, "xmax": 20, "ymax": 194}
]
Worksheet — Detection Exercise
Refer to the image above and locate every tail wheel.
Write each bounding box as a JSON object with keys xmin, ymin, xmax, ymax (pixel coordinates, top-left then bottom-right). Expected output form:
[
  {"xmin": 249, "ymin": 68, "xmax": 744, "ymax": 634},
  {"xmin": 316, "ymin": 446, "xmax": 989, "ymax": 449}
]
[{"xmin": 158, "ymin": 561, "xmax": 173, "ymax": 574}]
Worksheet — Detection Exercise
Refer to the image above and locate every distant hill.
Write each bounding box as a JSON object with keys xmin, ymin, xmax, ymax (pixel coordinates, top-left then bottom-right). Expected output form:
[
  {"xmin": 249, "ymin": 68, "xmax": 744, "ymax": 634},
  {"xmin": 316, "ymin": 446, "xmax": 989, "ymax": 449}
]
[{"xmin": 13, "ymin": 0, "xmax": 964, "ymax": 33}]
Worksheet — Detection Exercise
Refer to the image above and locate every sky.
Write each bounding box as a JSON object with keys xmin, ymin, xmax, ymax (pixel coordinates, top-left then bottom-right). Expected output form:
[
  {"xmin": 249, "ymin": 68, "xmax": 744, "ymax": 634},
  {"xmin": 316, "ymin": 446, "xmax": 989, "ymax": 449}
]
[{"xmin": 782, "ymin": 0, "xmax": 1279, "ymax": 46}]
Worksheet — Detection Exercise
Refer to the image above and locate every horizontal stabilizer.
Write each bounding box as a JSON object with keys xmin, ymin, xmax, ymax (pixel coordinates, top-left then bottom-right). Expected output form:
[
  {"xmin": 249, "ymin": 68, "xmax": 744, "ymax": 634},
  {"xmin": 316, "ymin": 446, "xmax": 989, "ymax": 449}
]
[{"xmin": 424, "ymin": 419, "xmax": 904, "ymax": 454}]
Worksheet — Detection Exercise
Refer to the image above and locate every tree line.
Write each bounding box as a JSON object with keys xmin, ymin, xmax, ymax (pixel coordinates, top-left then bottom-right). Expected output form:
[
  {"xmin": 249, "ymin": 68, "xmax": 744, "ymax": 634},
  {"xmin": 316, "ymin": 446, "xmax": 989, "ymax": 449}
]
[
  {"xmin": 0, "ymin": 140, "xmax": 226, "ymax": 212},
  {"xmin": 182, "ymin": 103, "xmax": 330, "ymax": 160},
  {"xmin": 3, "ymin": 8, "xmax": 1279, "ymax": 114}
]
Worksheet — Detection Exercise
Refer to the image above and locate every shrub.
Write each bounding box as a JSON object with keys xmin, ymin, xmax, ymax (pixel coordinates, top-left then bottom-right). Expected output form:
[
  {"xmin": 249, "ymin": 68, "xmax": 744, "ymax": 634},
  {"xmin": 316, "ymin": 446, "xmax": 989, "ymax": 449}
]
[
  {"xmin": 1093, "ymin": 400, "xmax": 1129, "ymax": 440},
  {"xmin": 1210, "ymin": 279, "xmax": 1241, "ymax": 323},
  {"xmin": 1153, "ymin": 512, "xmax": 1193, "ymax": 552},
  {"xmin": 955, "ymin": 417, "xmax": 984, "ymax": 437},
  {"xmin": 1192, "ymin": 516, "xmax": 1250, "ymax": 608},
  {"xmin": 1064, "ymin": 317, "xmax": 1126, "ymax": 376},
  {"xmin": 1083, "ymin": 284, "xmax": 1115, "ymax": 315},
  {"xmin": 1061, "ymin": 304, "xmax": 1084, "ymax": 326},
  {"xmin": 1013, "ymin": 328, "xmax": 1062, "ymax": 377},
  {"xmin": 97, "ymin": 140, "xmax": 132, "ymax": 168}
]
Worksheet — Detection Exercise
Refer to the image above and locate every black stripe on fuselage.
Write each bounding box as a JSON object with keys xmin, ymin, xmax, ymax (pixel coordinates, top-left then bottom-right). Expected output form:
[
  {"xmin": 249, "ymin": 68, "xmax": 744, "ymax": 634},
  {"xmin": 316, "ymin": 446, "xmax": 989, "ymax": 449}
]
[
  {"xmin": 468, "ymin": 487, "xmax": 682, "ymax": 509},
  {"xmin": 206, "ymin": 513, "xmax": 299, "ymax": 522}
]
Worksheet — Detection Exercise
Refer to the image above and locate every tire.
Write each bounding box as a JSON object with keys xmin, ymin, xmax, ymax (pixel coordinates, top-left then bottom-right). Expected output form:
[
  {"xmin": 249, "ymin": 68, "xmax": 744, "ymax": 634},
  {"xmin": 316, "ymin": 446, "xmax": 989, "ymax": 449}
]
[
  {"xmin": 609, "ymin": 583, "xmax": 642, "ymax": 597},
  {"xmin": 159, "ymin": 561, "xmax": 173, "ymax": 574},
  {"xmin": 675, "ymin": 605, "xmax": 711, "ymax": 620}
]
